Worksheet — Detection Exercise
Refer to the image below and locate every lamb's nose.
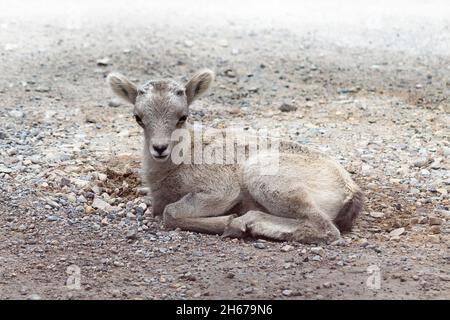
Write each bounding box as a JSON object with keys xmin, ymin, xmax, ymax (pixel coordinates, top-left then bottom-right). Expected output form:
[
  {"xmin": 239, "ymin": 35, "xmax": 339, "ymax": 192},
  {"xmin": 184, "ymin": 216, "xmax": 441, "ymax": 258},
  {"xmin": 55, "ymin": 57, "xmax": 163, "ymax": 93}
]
[{"xmin": 152, "ymin": 144, "xmax": 168, "ymax": 155}]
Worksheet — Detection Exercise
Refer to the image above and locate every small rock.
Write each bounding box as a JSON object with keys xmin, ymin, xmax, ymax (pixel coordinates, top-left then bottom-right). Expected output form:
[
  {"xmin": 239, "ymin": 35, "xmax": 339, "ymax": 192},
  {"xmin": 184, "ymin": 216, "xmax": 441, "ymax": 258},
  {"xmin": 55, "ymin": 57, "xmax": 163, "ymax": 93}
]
[
  {"xmin": 184, "ymin": 40, "xmax": 194, "ymax": 48},
  {"xmin": 84, "ymin": 205, "xmax": 94, "ymax": 214},
  {"xmin": 439, "ymin": 275, "xmax": 450, "ymax": 281},
  {"xmin": 108, "ymin": 98, "xmax": 122, "ymax": 108},
  {"xmin": 126, "ymin": 229, "xmax": 138, "ymax": 240},
  {"xmin": 413, "ymin": 158, "xmax": 429, "ymax": 168},
  {"xmin": 420, "ymin": 169, "xmax": 430, "ymax": 177},
  {"xmin": 331, "ymin": 239, "xmax": 347, "ymax": 246},
  {"xmin": 279, "ymin": 102, "xmax": 297, "ymax": 112},
  {"xmin": 418, "ymin": 217, "xmax": 428, "ymax": 224},
  {"xmin": 28, "ymin": 294, "xmax": 42, "ymax": 300},
  {"xmin": 370, "ymin": 212, "xmax": 384, "ymax": 218},
  {"xmin": 97, "ymin": 58, "xmax": 110, "ymax": 66},
  {"xmin": 282, "ymin": 289, "xmax": 293, "ymax": 296},
  {"xmin": 389, "ymin": 227, "xmax": 405, "ymax": 237},
  {"xmin": 9, "ymin": 110, "xmax": 24, "ymax": 118},
  {"xmin": 429, "ymin": 226, "xmax": 441, "ymax": 234},
  {"xmin": 254, "ymin": 242, "xmax": 266, "ymax": 249},
  {"xmin": 97, "ymin": 173, "xmax": 107, "ymax": 182},
  {"xmin": 72, "ymin": 178, "xmax": 90, "ymax": 189},
  {"xmin": 35, "ymin": 87, "xmax": 50, "ymax": 93},
  {"xmin": 92, "ymin": 197, "xmax": 112, "ymax": 212},
  {"xmin": 113, "ymin": 261, "xmax": 124, "ymax": 267},
  {"xmin": 0, "ymin": 165, "xmax": 12, "ymax": 173},
  {"xmin": 281, "ymin": 244, "xmax": 294, "ymax": 252},
  {"xmin": 310, "ymin": 246, "xmax": 324, "ymax": 255},
  {"xmin": 85, "ymin": 115, "xmax": 97, "ymax": 123},
  {"xmin": 224, "ymin": 69, "xmax": 236, "ymax": 78},
  {"xmin": 243, "ymin": 287, "xmax": 254, "ymax": 294},
  {"xmin": 359, "ymin": 239, "xmax": 369, "ymax": 247},
  {"xmin": 323, "ymin": 282, "xmax": 332, "ymax": 288},
  {"xmin": 429, "ymin": 217, "xmax": 443, "ymax": 226},
  {"xmin": 218, "ymin": 39, "xmax": 229, "ymax": 47},
  {"xmin": 361, "ymin": 164, "xmax": 372, "ymax": 177},
  {"xmin": 248, "ymin": 86, "xmax": 259, "ymax": 93}
]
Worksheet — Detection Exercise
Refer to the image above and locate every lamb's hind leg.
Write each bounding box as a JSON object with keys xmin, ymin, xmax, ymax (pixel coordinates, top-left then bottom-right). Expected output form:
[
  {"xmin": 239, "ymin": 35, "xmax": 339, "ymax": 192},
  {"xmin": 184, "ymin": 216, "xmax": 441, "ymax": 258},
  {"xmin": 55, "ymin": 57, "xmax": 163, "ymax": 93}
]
[
  {"xmin": 228, "ymin": 174, "xmax": 341, "ymax": 244},
  {"xmin": 224, "ymin": 208, "xmax": 339, "ymax": 243}
]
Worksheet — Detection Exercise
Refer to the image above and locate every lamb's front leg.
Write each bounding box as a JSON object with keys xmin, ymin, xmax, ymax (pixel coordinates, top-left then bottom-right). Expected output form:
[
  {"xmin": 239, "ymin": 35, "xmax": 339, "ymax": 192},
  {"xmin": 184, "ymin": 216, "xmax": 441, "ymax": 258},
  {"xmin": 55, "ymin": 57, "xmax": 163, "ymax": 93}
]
[{"xmin": 163, "ymin": 191, "xmax": 240, "ymax": 235}]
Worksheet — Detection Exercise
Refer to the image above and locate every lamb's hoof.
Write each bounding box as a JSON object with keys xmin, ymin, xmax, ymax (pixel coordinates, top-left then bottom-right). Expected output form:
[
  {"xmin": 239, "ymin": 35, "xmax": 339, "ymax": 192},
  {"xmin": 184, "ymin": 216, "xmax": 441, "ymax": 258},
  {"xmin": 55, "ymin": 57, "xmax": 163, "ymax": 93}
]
[{"xmin": 222, "ymin": 218, "xmax": 246, "ymax": 239}]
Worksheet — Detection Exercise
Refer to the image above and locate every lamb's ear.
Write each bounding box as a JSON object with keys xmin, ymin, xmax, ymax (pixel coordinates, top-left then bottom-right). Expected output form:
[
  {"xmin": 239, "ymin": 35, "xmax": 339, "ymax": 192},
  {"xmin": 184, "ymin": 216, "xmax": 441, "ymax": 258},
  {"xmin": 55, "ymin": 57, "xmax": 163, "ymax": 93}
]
[
  {"xmin": 185, "ymin": 69, "xmax": 215, "ymax": 105},
  {"xmin": 107, "ymin": 73, "xmax": 138, "ymax": 104}
]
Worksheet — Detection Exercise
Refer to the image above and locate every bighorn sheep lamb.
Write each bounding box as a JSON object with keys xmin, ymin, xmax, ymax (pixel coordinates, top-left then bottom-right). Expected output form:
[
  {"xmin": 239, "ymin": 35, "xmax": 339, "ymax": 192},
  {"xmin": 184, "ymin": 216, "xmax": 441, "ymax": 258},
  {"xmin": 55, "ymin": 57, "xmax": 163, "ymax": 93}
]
[{"xmin": 107, "ymin": 69, "xmax": 363, "ymax": 243}]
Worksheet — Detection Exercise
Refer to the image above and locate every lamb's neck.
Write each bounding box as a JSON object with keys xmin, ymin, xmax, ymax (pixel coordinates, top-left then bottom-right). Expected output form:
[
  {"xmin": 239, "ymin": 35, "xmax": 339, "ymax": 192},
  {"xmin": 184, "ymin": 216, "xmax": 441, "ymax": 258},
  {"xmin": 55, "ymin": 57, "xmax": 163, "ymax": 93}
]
[{"xmin": 144, "ymin": 150, "xmax": 179, "ymax": 185}]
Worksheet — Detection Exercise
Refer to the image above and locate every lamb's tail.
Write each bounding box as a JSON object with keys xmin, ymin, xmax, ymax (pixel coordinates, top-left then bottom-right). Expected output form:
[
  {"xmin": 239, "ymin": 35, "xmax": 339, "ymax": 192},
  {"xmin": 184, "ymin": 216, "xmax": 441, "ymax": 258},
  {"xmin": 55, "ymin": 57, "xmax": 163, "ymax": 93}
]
[{"xmin": 334, "ymin": 189, "xmax": 364, "ymax": 232}]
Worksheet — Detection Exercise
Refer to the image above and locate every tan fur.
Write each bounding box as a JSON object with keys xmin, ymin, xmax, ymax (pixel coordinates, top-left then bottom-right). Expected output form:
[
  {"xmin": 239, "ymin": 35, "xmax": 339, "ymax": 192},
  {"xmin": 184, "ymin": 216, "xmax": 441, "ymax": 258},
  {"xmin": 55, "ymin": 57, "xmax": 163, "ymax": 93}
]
[{"xmin": 107, "ymin": 69, "xmax": 364, "ymax": 244}]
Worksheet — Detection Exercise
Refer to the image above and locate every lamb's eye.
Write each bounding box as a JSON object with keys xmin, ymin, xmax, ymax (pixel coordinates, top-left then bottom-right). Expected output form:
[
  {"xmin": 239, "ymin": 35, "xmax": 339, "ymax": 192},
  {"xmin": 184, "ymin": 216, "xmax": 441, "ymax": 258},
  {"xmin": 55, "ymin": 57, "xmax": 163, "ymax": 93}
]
[
  {"xmin": 176, "ymin": 90, "xmax": 184, "ymax": 96},
  {"xmin": 134, "ymin": 115, "xmax": 144, "ymax": 126},
  {"xmin": 178, "ymin": 115, "xmax": 187, "ymax": 123}
]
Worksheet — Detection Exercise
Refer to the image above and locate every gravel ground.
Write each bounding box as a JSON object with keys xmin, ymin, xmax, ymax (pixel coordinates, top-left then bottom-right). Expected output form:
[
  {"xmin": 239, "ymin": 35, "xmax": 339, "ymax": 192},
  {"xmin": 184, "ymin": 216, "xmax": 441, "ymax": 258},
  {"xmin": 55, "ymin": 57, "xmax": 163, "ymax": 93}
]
[{"xmin": 0, "ymin": 0, "xmax": 449, "ymax": 299}]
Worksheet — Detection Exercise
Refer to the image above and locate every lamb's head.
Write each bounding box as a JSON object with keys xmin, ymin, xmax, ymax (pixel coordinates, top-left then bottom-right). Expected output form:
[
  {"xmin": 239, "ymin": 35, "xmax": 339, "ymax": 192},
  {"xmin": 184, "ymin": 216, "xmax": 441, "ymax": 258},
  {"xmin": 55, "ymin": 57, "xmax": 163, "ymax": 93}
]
[{"xmin": 107, "ymin": 69, "xmax": 214, "ymax": 161}]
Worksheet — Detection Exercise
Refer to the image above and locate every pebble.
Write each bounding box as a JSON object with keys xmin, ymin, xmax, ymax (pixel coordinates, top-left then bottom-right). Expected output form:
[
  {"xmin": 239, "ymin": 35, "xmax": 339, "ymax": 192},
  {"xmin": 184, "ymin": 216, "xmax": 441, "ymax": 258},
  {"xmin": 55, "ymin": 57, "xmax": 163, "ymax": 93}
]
[
  {"xmin": 310, "ymin": 247, "xmax": 324, "ymax": 255},
  {"xmin": 218, "ymin": 39, "xmax": 229, "ymax": 47},
  {"xmin": 429, "ymin": 217, "xmax": 442, "ymax": 226},
  {"xmin": 97, "ymin": 173, "xmax": 107, "ymax": 182},
  {"xmin": 0, "ymin": 165, "xmax": 12, "ymax": 173},
  {"xmin": 418, "ymin": 217, "xmax": 428, "ymax": 224},
  {"xmin": 243, "ymin": 287, "xmax": 254, "ymax": 294},
  {"xmin": 84, "ymin": 205, "xmax": 94, "ymax": 214},
  {"xmin": 92, "ymin": 197, "xmax": 112, "ymax": 212},
  {"xmin": 429, "ymin": 226, "xmax": 441, "ymax": 234},
  {"xmin": 331, "ymin": 239, "xmax": 347, "ymax": 246},
  {"xmin": 9, "ymin": 110, "xmax": 24, "ymax": 118},
  {"xmin": 420, "ymin": 169, "xmax": 430, "ymax": 177},
  {"xmin": 96, "ymin": 58, "xmax": 110, "ymax": 66},
  {"xmin": 281, "ymin": 244, "xmax": 294, "ymax": 252},
  {"xmin": 414, "ymin": 158, "xmax": 429, "ymax": 168},
  {"xmin": 282, "ymin": 289, "xmax": 293, "ymax": 297},
  {"xmin": 389, "ymin": 227, "xmax": 405, "ymax": 237},
  {"xmin": 184, "ymin": 40, "xmax": 194, "ymax": 48},
  {"xmin": 370, "ymin": 212, "xmax": 384, "ymax": 218},
  {"xmin": 361, "ymin": 164, "xmax": 371, "ymax": 176},
  {"xmin": 126, "ymin": 229, "xmax": 138, "ymax": 240},
  {"xmin": 28, "ymin": 294, "xmax": 42, "ymax": 300},
  {"xmin": 254, "ymin": 242, "xmax": 266, "ymax": 249},
  {"xmin": 279, "ymin": 103, "xmax": 297, "ymax": 112},
  {"xmin": 224, "ymin": 69, "xmax": 236, "ymax": 78},
  {"xmin": 113, "ymin": 261, "xmax": 124, "ymax": 267},
  {"xmin": 108, "ymin": 98, "xmax": 122, "ymax": 108}
]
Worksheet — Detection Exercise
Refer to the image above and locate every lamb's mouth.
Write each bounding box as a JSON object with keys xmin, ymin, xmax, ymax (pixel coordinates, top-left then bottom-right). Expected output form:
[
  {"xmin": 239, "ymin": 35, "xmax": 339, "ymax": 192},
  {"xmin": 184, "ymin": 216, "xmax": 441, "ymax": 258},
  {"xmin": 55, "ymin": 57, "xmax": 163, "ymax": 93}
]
[{"xmin": 153, "ymin": 154, "xmax": 169, "ymax": 161}]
